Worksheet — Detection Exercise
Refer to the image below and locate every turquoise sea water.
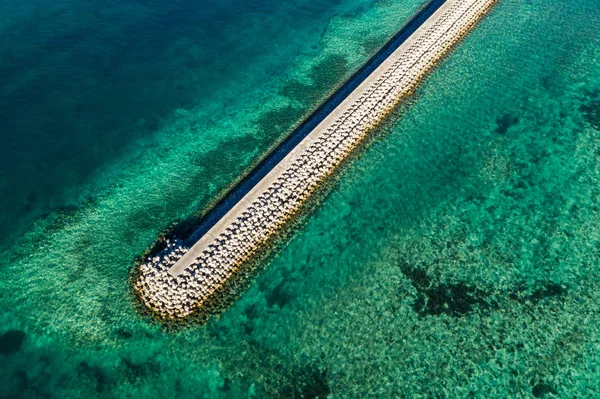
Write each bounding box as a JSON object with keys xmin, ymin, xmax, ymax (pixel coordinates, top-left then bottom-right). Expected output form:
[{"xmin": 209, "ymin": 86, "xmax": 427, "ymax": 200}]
[{"xmin": 1, "ymin": 0, "xmax": 600, "ymax": 397}]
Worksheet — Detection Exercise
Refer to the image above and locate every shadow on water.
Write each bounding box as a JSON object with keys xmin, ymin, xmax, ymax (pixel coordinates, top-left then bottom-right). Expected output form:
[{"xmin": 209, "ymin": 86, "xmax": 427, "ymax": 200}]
[{"xmin": 153, "ymin": 0, "xmax": 447, "ymax": 250}]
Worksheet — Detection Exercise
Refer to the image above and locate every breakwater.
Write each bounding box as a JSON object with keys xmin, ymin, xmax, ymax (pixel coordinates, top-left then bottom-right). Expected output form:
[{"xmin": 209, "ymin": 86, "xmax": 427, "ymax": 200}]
[{"xmin": 134, "ymin": 0, "xmax": 497, "ymax": 320}]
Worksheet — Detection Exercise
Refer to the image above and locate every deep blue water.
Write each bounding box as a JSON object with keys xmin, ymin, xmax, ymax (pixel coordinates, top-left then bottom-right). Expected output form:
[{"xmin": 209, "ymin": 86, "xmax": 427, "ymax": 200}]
[{"xmin": 0, "ymin": 0, "xmax": 380, "ymax": 245}]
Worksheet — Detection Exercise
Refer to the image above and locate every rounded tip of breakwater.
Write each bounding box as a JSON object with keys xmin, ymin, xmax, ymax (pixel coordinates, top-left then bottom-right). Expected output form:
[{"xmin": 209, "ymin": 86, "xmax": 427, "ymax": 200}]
[
  {"xmin": 131, "ymin": 235, "xmax": 274, "ymax": 323},
  {"xmin": 132, "ymin": 239, "xmax": 193, "ymax": 321},
  {"xmin": 132, "ymin": 0, "xmax": 498, "ymax": 323}
]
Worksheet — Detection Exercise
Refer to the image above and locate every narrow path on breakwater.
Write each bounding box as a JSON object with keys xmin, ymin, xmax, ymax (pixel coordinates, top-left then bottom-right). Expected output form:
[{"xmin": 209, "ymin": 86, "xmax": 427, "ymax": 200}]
[
  {"xmin": 135, "ymin": 0, "xmax": 498, "ymax": 320},
  {"xmin": 183, "ymin": 0, "xmax": 446, "ymax": 249}
]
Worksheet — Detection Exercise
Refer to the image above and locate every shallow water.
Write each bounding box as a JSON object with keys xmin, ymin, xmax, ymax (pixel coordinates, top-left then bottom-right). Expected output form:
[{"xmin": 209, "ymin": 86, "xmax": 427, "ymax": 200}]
[{"xmin": 2, "ymin": 0, "xmax": 600, "ymax": 397}]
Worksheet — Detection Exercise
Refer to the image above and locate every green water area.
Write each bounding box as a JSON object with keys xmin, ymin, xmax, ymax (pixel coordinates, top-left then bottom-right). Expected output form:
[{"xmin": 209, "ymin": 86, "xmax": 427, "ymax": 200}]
[{"xmin": 1, "ymin": 0, "xmax": 600, "ymax": 397}]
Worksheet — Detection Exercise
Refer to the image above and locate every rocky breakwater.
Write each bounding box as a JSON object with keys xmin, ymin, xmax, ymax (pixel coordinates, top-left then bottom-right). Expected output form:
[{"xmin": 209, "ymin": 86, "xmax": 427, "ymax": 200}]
[{"xmin": 134, "ymin": 0, "xmax": 497, "ymax": 320}]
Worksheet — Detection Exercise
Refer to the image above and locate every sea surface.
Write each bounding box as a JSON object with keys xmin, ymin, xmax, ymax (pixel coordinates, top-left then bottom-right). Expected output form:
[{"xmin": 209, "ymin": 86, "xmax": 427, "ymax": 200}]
[{"xmin": 1, "ymin": 0, "xmax": 600, "ymax": 397}]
